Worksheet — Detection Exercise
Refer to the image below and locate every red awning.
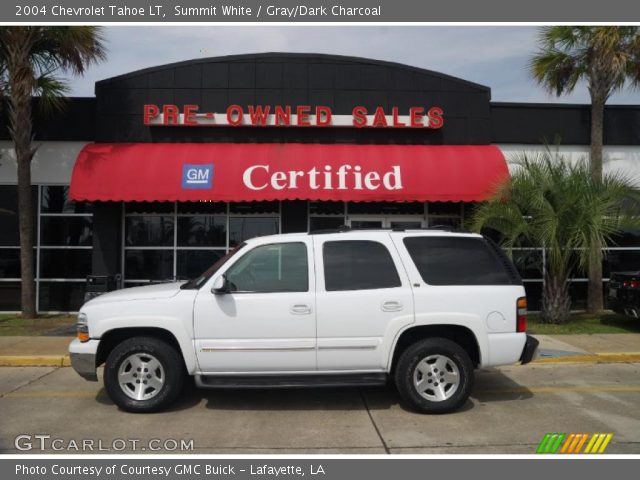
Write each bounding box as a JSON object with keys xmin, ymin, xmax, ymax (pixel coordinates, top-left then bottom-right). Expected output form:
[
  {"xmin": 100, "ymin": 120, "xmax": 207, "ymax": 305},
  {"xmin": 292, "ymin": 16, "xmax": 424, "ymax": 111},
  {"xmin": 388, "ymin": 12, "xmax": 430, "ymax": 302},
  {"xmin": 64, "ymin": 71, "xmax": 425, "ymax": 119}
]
[{"xmin": 69, "ymin": 143, "xmax": 508, "ymax": 202}]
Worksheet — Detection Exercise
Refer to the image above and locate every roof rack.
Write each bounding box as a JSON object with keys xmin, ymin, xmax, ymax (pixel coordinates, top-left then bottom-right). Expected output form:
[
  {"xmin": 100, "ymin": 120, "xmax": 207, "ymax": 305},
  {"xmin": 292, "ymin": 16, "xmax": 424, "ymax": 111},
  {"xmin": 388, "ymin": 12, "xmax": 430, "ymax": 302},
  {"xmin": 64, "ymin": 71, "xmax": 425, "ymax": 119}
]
[
  {"xmin": 308, "ymin": 225, "xmax": 352, "ymax": 235},
  {"xmin": 309, "ymin": 225, "xmax": 470, "ymax": 234}
]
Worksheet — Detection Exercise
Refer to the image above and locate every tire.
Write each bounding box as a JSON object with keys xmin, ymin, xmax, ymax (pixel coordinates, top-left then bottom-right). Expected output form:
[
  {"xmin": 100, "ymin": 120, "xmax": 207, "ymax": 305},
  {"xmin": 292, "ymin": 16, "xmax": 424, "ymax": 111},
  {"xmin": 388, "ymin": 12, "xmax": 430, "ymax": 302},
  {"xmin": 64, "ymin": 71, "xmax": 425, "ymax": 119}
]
[
  {"xmin": 104, "ymin": 336, "xmax": 185, "ymax": 413},
  {"xmin": 394, "ymin": 337, "xmax": 474, "ymax": 414}
]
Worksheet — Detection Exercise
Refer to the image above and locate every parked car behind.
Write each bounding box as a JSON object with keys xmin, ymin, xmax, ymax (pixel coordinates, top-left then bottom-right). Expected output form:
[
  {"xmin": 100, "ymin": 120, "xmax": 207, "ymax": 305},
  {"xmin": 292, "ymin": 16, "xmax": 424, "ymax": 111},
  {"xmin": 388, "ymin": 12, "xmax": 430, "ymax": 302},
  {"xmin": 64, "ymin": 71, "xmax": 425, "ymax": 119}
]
[{"xmin": 608, "ymin": 272, "xmax": 640, "ymax": 318}]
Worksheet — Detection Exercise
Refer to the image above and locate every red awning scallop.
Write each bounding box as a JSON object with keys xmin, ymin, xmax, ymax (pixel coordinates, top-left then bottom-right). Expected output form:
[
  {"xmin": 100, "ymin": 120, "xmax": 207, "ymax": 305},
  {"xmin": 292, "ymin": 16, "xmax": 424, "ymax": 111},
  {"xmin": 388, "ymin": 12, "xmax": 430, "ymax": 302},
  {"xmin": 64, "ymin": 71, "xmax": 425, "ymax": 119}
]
[{"xmin": 69, "ymin": 143, "xmax": 508, "ymax": 203}]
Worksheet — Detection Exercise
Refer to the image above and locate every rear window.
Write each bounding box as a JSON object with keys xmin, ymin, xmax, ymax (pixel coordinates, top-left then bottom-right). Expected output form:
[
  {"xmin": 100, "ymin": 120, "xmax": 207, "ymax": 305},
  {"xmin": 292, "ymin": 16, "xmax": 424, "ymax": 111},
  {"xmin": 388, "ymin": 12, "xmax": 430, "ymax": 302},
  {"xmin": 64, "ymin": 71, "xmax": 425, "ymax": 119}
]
[
  {"xmin": 403, "ymin": 236, "xmax": 516, "ymax": 286},
  {"xmin": 323, "ymin": 240, "xmax": 401, "ymax": 291}
]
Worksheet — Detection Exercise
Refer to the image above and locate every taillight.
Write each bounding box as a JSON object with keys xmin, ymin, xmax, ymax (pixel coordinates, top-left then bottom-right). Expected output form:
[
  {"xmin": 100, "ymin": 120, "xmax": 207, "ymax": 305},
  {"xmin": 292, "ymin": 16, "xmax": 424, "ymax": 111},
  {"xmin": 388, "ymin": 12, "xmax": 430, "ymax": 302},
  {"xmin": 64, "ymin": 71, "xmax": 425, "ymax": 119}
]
[
  {"xmin": 624, "ymin": 280, "xmax": 640, "ymax": 289},
  {"xmin": 516, "ymin": 297, "xmax": 527, "ymax": 332}
]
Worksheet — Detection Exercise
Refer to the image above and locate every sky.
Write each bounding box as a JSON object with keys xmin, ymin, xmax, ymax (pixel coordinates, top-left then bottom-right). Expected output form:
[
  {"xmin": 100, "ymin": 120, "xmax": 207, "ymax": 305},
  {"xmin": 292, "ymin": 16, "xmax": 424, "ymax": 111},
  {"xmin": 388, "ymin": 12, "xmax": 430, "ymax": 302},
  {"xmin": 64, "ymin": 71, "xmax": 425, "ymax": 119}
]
[{"xmin": 65, "ymin": 26, "xmax": 640, "ymax": 104}]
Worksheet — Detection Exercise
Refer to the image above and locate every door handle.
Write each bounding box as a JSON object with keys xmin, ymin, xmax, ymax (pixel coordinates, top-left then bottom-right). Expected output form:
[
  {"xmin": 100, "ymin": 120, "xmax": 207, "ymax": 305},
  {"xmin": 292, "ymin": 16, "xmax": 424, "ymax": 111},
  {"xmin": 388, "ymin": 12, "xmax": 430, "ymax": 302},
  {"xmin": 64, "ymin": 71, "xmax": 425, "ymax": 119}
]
[
  {"xmin": 290, "ymin": 304, "xmax": 312, "ymax": 315},
  {"xmin": 382, "ymin": 301, "xmax": 403, "ymax": 312}
]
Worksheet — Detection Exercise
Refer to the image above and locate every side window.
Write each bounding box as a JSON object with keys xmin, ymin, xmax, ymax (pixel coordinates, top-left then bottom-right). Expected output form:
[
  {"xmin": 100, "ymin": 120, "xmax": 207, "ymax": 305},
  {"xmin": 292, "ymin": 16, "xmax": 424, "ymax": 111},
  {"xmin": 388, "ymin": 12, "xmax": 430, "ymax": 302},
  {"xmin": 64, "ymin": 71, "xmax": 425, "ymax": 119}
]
[
  {"xmin": 403, "ymin": 236, "xmax": 514, "ymax": 286},
  {"xmin": 323, "ymin": 240, "xmax": 401, "ymax": 291},
  {"xmin": 225, "ymin": 242, "xmax": 308, "ymax": 293}
]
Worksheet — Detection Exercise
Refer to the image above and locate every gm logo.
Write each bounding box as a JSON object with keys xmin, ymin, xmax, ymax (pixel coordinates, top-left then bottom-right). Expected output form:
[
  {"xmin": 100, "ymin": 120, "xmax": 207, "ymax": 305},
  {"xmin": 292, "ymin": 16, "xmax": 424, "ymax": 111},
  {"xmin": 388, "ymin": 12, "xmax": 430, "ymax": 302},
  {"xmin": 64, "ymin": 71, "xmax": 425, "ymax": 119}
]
[{"xmin": 182, "ymin": 164, "xmax": 213, "ymax": 189}]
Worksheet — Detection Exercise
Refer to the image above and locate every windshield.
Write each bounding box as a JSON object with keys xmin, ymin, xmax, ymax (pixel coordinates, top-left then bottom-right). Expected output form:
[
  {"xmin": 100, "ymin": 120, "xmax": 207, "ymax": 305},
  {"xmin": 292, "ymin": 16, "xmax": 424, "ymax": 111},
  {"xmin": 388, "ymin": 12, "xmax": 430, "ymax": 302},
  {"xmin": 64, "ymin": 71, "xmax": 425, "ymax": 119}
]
[{"xmin": 180, "ymin": 243, "xmax": 247, "ymax": 290}]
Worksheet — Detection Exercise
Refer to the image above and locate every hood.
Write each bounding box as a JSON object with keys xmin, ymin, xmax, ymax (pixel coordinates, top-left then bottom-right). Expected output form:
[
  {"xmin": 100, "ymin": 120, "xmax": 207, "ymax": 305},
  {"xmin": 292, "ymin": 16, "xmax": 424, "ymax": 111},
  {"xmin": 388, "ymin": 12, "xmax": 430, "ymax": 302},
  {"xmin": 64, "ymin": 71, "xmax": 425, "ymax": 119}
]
[{"xmin": 85, "ymin": 282, "xmax": 185, "ymax": 305}]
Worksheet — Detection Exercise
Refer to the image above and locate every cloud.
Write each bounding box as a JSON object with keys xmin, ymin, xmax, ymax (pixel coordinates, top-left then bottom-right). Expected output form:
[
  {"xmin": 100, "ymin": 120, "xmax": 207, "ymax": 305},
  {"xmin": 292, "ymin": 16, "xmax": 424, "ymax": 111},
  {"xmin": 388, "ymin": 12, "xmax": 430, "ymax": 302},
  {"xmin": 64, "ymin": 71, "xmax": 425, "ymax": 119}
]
[{"xmin": 64, "ymin": 26, "xmax": 640, "ymax": 104}]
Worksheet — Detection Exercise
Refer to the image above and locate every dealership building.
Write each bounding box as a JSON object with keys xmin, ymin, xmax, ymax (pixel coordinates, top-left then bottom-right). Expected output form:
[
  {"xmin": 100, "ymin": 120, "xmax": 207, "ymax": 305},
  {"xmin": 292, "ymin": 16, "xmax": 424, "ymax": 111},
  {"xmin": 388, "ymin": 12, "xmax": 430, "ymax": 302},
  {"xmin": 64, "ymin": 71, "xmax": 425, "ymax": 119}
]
[{"xmin": 1, "ymin": 53, "xmax": 639, "ymax": 313}]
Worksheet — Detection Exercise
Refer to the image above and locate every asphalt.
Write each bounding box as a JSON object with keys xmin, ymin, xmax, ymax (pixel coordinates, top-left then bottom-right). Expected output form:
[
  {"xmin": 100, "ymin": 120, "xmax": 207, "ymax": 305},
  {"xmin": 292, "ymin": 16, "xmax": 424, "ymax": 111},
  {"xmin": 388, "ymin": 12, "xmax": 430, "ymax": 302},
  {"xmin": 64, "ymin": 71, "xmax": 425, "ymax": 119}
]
[
  {"xmin": 1, "ymin": 362, "xmax": 639, "ymax": 454},
  {"xmin": 2, "ymin": 333, "xmax": 640, "ymax": 366}
]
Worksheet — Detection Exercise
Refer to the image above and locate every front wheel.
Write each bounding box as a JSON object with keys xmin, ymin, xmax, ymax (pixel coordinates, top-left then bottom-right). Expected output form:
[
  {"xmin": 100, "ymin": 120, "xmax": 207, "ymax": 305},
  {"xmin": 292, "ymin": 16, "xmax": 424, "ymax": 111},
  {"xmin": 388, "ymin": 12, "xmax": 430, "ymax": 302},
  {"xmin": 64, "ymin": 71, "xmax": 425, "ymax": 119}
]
[
  {"xmin": 394, "ymin": 338, "xmax": 474, "ymax": 414},
  {"xmin": 104, "ymin": 336, "xmax": 185, "ymax": 413}
]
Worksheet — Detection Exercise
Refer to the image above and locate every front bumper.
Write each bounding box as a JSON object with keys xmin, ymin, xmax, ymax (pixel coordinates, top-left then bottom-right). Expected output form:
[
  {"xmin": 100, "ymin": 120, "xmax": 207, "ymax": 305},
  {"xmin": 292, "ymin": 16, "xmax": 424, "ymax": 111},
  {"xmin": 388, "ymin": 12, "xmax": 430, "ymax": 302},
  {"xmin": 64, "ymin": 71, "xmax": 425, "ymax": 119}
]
[
  {"xmin": 519, "ymin": 334, "xmax": 540, "ymax": 365},
  {"xmin": 68, "ymin": 338, "xmax": 99, "ymax": 381}
]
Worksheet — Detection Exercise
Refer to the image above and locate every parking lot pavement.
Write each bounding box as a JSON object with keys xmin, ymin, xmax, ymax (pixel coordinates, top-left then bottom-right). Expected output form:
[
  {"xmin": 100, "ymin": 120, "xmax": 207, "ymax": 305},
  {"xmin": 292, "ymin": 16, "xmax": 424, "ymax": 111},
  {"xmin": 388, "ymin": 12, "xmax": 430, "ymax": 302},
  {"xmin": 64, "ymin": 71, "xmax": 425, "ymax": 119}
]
[{"xmin": 0, "ymin": 363, "xmax": 639, "ymax": 454}]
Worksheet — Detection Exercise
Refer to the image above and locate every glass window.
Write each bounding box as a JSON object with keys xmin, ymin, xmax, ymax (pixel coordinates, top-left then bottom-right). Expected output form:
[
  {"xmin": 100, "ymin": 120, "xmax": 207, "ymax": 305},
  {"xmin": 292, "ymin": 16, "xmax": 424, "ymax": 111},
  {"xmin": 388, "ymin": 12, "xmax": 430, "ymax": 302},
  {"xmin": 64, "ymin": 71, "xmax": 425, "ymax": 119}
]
[
  {"xmin": 512, "ymin": 249, "xmax": 543, "ymax": 280},
  {"xmin": 427, "ymin": 217, "xmax": 462, "ymax": 229},
  {"xmin": 403, "ymin": 236, "xmax": 514, "ymax": 286},
  {"xmin": 0, "ymin": 248, "xmax": 36, "ymax": 278},
  {"xmin": 309, "ymin": 216, "xmax": 345, "ymax": 232},
  {"xmin": 39, "ymin": 249, "xmax": 92, "ymax": 279},
  {"xmin": 230, "ymin": 201, "xmax": 279, "ymax": 214},
  {"xmin": 0, "ymin": 185, "xmax": 37, "ymax": 246},
  {"xmin": 0, "ymin": 248, "xmax": 21, "ymax": 278},
  {"xmin": 177, "ymin": 202, "xmax": 226, "ymax": 214},
  {"xmin": 177, "ymin": 216, "xmax": 226, "ymax": 247},
  {"xmin": 323, "ymin": 240, "xmax": 401, "ymax": 291},
  {"xmin": 125, "ymin": 202, "xmax": 174, "ymax": 214},
  {"xmin": 177, "ymin": 250, "xmax": 225, "ymax": 280},
  {"xmin": 125, "ymin": 250, "xmax": 173, "ymax": 280},
  {"xmin": 567, "ymin": 281, "xmax": 588, "ymax": 310},
  {"xmin": 38, "ymin": 282, "xmax": 86, "ymax": 311},
  {"xmin": 608, "ymin": 230, "xmax": 640, "ymax": 247},
  {"xmin": 125, "ymin": 216, "xmax": 174, "ymax": 246},
  {"xmin": 348, "ymin": 202, "xmax": 424, "ymax": 215},
  {"xmin": 40, "ymin": 217, "xmax": 93, "ymax": 246},
  {"xmin": 428, "ymin": 202, "xmax": 462, "ymax": 216},
  {"xmin": 41, "ymin": 186, "xmax": 91, "ymax": 214},
  {"xmin": 523, "ymin": 281, "xmax": 543, "ymax": 311},
  {"xmin": 225, "ymin": 242, "xmax": 308, "ymax": 293},
  {"xmin": 0, "ymin": 281, "xmax": 21, "ymax": 310},
  {"xmin": 229, "ymin": 217, "xmax": 279, "ymax": 247},
  {"xmin": 310, "ymin": 201, "xmax": 344, "ymax": 215},
  {"xmin": 604, "ymin": 250, "xmax": 640, "ymax": 277}
]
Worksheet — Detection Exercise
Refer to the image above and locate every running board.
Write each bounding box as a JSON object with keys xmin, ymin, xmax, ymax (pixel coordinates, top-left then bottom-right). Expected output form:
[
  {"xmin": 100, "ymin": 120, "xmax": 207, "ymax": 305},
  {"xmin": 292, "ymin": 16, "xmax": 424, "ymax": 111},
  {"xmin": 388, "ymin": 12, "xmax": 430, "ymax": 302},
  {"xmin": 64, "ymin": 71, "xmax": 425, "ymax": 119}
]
[{"xmin": 195, "ymin": 373, "xmax": 388, "ymax": 389}]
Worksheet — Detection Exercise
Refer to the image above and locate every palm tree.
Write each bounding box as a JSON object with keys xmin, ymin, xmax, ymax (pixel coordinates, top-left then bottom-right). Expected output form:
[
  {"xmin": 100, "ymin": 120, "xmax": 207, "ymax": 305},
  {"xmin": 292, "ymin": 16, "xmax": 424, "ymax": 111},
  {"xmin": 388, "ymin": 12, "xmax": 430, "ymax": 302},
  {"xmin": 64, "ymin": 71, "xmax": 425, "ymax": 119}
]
[
  {"xmin": 0, "ymin": 27, "xmax": 105, "ymax": 317},
  {"xmin": 470, "ymin": 150, "xmax": 640, "ymax": 324},
  {"xmin": 530, "ymin": 26, "xmax": 640, "ymax": 313}
]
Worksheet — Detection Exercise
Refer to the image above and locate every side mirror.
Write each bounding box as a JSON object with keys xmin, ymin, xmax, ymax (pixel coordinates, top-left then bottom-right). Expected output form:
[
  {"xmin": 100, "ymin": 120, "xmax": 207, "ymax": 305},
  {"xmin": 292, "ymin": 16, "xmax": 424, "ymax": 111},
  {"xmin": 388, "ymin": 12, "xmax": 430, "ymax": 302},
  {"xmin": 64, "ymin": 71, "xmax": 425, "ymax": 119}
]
[{"xmin": 211, "ymin": 275, "xmax": 230, "ymax": 294}]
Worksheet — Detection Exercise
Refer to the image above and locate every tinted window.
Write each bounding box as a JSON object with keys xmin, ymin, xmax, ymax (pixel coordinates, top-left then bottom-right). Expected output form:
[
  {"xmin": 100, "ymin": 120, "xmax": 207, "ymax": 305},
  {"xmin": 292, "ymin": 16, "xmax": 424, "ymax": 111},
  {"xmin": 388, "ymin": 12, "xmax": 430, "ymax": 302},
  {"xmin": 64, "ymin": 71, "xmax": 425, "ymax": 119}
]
[
  {"xmin": 177, "ymin": 216, "xmax": 226, "ymax": 246},
  {"xmin": 323, "ymin": 240, "xmax": 401, "ymax": 291},
  {"xmin": 177, "ymin": 250, "xmax": 225, "ymax": 279},
  {"xmin": 403, "ymin": 236, "xmax": 513, "ymax": 285},
  {"xmin": 225, "ymin": 242, "xmax": 308, "ymax": 293},
  {"xmin": 40, "ymin": 217, "xmax": 93, "ymax": 246},
  {"xmin": 229, "ymin": 217, "xmax": 279, "ymax": 247},
  {"xmin": 125, "ymin": 216, "xmax": 174, "ymax": 246},
  {"xmin": 39, "ymin": 249, "xmax": 92, "ymax": 279},
  {"xmin": 41, "ymin": 186, "xmax": 91, "ymax": 214},
  {"xmin": 125, "ymin": 250, "xmax": 174, "ymax": 280}
]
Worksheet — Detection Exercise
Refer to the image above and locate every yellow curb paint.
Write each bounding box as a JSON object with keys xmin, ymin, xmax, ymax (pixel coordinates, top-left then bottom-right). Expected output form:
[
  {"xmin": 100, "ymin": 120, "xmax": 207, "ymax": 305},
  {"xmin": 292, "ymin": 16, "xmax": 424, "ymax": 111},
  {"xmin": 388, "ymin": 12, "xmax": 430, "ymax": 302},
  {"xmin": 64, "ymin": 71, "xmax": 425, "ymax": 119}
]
[{"xmin": 0, "ymin": 355, "xmax": 68, "ymax": 367}]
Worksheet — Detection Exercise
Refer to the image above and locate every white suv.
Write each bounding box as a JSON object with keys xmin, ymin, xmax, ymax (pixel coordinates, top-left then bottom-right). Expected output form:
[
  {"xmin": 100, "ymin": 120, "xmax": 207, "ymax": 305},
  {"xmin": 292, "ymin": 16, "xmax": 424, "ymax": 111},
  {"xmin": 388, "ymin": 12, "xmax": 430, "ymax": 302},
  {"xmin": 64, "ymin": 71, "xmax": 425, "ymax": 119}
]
[{"xmin": 69, "ymin": 229, "xmax": 538, "ymax": 414}]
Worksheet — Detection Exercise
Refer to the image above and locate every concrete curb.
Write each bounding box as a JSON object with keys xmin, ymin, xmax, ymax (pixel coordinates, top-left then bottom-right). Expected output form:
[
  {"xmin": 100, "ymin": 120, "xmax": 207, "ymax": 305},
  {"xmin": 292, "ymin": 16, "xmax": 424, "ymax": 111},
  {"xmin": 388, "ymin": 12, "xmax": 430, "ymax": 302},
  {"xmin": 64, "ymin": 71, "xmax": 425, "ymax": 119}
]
[
  {"xmin": 0, "ymin": 353, "xmax": 639, "ymax": 367},
  {"xmin": 0, "ymin": 355, "xmax": 70, "ymax": 367}
]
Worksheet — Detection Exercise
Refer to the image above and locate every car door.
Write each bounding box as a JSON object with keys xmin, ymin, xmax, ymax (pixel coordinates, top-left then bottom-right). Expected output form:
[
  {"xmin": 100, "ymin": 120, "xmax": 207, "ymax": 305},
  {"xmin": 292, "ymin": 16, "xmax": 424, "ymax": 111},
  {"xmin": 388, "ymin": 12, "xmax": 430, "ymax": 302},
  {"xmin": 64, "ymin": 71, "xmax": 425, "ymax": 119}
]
[
  {"xmin": 193, "ymin": 239, "xmax": 316, "ymax": 373},
  {"xmin": 313, "ymin": 233, "xmax": 414, "ymax": 371}
]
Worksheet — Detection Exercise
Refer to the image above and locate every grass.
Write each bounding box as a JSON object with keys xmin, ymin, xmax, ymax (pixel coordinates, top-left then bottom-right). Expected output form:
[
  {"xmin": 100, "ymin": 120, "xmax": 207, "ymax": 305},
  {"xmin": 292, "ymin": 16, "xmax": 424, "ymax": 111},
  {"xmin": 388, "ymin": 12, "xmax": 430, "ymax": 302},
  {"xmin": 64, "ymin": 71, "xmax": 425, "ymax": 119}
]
[
  {"xmin": 0, "ymin": 314, "xmax": 75, "ymax": 336},
  {"xmin": 528, "ymin": 312, "xmax": 640, "ymax": 335}
]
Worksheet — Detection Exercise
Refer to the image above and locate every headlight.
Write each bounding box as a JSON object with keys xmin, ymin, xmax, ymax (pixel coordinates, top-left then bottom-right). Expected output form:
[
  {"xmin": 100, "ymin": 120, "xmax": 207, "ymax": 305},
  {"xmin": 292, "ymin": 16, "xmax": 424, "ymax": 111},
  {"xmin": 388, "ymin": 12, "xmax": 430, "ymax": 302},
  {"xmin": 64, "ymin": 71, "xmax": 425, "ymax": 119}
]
[{"xmin": 77, "ymin": 312, "xmax": 89, "ymax": 342}]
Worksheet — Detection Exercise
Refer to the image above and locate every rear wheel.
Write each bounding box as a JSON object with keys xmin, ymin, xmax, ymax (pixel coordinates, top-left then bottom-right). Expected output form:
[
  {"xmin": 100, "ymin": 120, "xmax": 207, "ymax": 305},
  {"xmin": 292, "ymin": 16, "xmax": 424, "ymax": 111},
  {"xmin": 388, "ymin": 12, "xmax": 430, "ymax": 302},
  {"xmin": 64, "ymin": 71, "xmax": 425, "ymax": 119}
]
[
  {"xmin": 394, "ymin": 338, "xmax": 474, "ymax": 414},
  {"xmin": 104, "ymin": 336, "xmax": 184, "ymax": 413}
]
